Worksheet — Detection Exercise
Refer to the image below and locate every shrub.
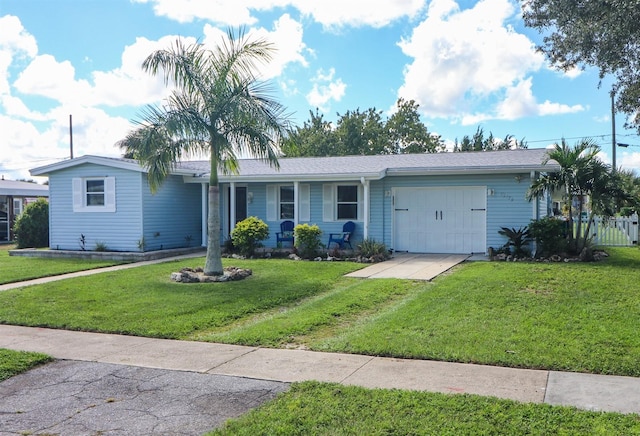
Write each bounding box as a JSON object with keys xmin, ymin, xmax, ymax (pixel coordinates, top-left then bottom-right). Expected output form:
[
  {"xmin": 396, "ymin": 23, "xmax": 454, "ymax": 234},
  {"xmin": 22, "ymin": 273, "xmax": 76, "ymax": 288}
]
[
  {"xmin": 13, "ymin": 198, "xmax": 49, "ymax": 248},
  {"xmin": 357, "ymin": 238, "xmax": 390, "ymax": 262},
  {"xmin": 231, "ymin": 216, "xmax": 269, "ymax": 256},
  {"xmin": 529, "ymin": 216, "xmax": 568, "ymax": 257},
  {"xmin": 294, "ymin": 223, "xmax": 322, "ymax": 259},
  {"xmin": 498, "ymin": 226, "xmax": 531, "ymax": 257}
]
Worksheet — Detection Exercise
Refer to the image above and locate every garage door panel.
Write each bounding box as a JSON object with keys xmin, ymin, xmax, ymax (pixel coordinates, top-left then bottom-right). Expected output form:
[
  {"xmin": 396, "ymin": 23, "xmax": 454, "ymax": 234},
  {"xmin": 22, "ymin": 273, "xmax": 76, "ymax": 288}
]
[{"xmin": 394, "ymin": 187, "xmax": 486, "ymax": 254}]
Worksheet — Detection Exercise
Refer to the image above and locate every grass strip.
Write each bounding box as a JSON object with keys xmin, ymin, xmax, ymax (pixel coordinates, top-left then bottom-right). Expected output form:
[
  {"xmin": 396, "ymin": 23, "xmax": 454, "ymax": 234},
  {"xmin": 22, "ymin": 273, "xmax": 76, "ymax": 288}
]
[
  {"xmin": 210, "ymin": 381, "xmax": 640, "ymax": 435},
  {"xmin": 0, "ymin": 348, "xmax": 52, "ymax": 382}
]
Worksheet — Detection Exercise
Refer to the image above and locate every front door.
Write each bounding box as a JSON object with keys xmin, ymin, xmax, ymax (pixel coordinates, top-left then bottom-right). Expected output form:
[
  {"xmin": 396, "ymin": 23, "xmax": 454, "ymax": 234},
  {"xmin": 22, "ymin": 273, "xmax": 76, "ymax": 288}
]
[
  {"xmin": 0, "ymin": 196, "xmax": 8, "ymax": 242},
  {"xmin": 227, "ymin": 186, "xmax": 247, "ymax": 235}
]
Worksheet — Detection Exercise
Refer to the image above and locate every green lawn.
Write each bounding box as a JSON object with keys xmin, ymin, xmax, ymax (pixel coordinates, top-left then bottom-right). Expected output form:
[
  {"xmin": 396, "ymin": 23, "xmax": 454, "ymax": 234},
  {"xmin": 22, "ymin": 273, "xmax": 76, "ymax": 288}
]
[
  {"xmin": 0, "ymin": 248, "xmax": 638, "ymax": 376},
  {"xmin": 210, "ymin": 381, "xmax": 640, "ymax": 435},
  {"xmin": 0, "ymin": 244, "xmax": 125, "ymax": 285},
  {"xmin": 0, "ymin": 348, "xmax": 52, "ymax": 382}
]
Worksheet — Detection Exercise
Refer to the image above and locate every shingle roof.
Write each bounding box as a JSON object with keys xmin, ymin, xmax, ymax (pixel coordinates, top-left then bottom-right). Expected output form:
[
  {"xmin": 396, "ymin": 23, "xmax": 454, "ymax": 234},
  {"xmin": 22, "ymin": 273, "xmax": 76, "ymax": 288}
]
[
  {"xmin": 31, "ymin": 149, "xmax": 559, "ymax": 181},
  {"xmin": 0, "ymin": 179, "xmax": 49, "ymax": 197},
  {"xmin": 178, "ymin": 148, "xmax": 558, "ymax": 181}
]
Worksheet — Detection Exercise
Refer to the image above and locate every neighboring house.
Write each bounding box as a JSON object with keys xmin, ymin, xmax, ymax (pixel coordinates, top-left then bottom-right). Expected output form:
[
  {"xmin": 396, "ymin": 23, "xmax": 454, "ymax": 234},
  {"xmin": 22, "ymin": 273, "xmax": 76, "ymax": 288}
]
[
  {"xmin": 30, "ymin": 149, "xmax": 559, "ymax": 253},
  {"xmin": 0, "ymin": 178, "xmax": 49, "ymax": 242}
]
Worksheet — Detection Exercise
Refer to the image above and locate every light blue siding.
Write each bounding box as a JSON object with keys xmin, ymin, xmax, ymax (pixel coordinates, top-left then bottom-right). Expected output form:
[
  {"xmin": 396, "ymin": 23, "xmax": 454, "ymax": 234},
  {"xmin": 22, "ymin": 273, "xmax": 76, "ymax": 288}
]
[
  {"xmin": 49, "ymin": 164, "xmax": 201, "ymax": 251},
  {"xmin": 373, "ymin": 173, "xmax": 536, "ymax": 252},
  {"xmin": 48, "ymin": 164, "xmax": 143, "ymax": 251},
  {"xmin": 141, "ymin": 176, "xmax": 202, "ymax": 251}
]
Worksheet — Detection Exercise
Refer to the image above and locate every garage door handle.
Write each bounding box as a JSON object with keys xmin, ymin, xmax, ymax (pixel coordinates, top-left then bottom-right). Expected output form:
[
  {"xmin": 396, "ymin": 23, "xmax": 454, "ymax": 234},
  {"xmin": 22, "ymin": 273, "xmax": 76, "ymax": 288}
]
[
  {"xmin": 395, "ymin": 208, "xmax": 409, "ymax": 211},
  {"xmin": 471, "ymin": 208, "xmax": 486, "ymax": 211}
]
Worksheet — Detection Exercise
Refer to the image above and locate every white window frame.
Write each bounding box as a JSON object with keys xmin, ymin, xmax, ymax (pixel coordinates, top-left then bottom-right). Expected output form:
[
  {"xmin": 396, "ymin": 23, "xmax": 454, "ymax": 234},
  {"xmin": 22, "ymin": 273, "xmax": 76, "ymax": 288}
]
[
  {"xmin": 266, "ymin": 184, "xmax": 310, "ymax": 222},
  {"xmin": 13, "ymin": 198, "xmax": 23, "ymax": 217},
  {"xmin": 323, "ymin": 183, "xmax": 363, "ymax": 222},
  {"xmin": 73, "ymin": 177, "xmax": 116, "ymax": 213},
  {"xmin": 278, "ymin": 185, "xmax": 295, "ymax": 220}
]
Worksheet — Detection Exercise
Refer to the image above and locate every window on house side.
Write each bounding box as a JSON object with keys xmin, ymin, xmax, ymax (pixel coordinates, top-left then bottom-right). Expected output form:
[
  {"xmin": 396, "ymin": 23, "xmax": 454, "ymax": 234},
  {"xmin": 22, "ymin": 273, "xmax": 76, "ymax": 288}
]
[
  {"xmin": 337, "ymin": 185, "xmax": 358, "ymax": 220},
  {"xmin": 280, "ymin": 185, "xmax": 294, "ymax": 219},
  {"xmin": 86, "ymin": 179, "xmax": 105, "ymax": 206}
]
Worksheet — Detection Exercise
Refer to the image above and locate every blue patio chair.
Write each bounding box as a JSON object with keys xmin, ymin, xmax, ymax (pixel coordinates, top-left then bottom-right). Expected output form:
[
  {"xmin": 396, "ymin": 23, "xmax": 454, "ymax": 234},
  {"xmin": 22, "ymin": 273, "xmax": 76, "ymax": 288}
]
[
  {"xmin": 327, "ymin": 221, "xmax": 355, "ymax": 249},
  {"xmin": 276, "ymin": 220, "xmax": 295, "ymax": 246}
]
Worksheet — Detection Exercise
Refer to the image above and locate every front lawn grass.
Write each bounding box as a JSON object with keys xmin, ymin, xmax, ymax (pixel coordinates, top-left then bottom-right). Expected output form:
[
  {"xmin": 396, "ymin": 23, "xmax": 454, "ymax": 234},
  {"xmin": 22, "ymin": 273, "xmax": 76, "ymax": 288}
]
[
  {"xmin": 0, "ymin": 248, "xmax": 638, "ymax": 377},
  {"xmin": 0, "ymin": 258, "xmax": 372, "ymax": 338},
  {"xmin": 317, "ymin": 247, "xmax": 640, "ymax": 376},
  {"xmin": 210, "ymin": 381, "xmax": 640, "ymax": 435},
  {"xmin": 0, "ymin": 244, "xmax": 124, "ymax": 285},
  {"xmin": 0, "ymin": 348, "xmax": 52, "ymax": 382}
]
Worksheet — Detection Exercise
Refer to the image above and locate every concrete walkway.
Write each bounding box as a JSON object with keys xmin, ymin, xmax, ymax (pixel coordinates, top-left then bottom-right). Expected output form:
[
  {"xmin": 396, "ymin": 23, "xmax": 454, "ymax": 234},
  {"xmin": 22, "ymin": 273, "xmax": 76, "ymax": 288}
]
[
  {"xmin": 2, "ymin": 325, "xmax": 639, "ymax": 416},
  {"xmin": 346, "ymin": 253, "xmax": 469, "ymax": 280}
]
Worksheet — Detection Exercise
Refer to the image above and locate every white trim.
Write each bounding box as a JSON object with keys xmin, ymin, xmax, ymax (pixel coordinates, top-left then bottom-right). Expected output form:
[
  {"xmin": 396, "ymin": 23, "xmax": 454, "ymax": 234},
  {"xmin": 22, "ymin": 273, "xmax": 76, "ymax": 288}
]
[
  {"xmin": 201, "ymin": 183, "xmax": 207, "ymax": 247},
  {"xmin": 72, "ymin": 176, "xmax": 116, "ymax": 213}
]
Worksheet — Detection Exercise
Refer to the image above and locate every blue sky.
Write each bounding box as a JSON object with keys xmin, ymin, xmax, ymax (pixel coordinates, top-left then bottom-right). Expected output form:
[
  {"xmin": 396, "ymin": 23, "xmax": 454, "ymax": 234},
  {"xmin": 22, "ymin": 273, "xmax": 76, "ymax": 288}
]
[{"xmin": 1, "ymin": 0, "xmax": 639, "ymax": 181}]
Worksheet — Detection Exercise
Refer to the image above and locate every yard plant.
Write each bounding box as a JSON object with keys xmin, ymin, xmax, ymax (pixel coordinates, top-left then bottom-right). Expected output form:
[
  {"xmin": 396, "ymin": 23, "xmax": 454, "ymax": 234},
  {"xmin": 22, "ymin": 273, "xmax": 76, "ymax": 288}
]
[{"xmin": 231, "ymin": 216, "xmax": 269, "ymax": 256}]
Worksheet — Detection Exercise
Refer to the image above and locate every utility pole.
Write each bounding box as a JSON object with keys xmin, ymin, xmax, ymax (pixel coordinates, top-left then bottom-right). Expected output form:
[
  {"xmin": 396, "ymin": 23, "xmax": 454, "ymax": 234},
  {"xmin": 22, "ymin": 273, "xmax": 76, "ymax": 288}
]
[
  {"xmin": 611, "ymin": 91, "xmax": 616, "ymax": 172},
  {"xmin": 69, "ymin": 114, "xmax": 74, "ymax": 159}
]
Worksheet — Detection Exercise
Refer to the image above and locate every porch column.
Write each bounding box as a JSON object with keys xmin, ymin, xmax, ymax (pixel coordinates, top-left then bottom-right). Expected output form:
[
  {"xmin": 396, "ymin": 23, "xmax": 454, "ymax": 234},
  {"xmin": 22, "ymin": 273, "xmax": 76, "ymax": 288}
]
[
  {"xmin": 201, "ymin": 183, "xmax": 207, "ymax": 247},
  {"xmin": 530, "ymin": 171, "xmax": 539, "ymax": 219},
  {"xmin": 361, "ymin": 177, "xmax": 369, "ymax": 239},
  {"xmin": 293, "ymin": 181, "xmax": 299, "ymax": 225},
  {"xmin": 229, "ymin": 182, "xmax": 236, "ymax": 233}
]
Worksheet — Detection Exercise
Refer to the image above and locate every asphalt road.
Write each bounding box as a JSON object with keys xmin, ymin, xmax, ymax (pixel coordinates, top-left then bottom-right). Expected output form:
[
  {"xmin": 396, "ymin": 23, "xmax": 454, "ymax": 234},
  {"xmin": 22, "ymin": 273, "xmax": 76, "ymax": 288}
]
[{"xmin": 0, "ymin": 360, "xmax": 289, "ymax": 436}]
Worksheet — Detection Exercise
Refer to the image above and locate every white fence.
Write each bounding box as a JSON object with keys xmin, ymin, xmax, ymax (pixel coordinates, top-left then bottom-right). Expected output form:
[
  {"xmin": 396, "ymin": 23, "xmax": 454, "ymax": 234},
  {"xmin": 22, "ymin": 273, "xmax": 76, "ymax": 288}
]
[{"xmin": 579, "ymin": 214, "xmax": 639, "ymax": 247}]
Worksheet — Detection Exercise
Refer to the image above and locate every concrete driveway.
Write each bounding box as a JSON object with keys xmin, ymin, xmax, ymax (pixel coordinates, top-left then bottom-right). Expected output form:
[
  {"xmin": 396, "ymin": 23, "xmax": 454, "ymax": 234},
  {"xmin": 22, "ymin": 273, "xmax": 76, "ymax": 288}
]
[{"xmin": 346, "ymin": 253, "xmax": 469, "ymax": 280}]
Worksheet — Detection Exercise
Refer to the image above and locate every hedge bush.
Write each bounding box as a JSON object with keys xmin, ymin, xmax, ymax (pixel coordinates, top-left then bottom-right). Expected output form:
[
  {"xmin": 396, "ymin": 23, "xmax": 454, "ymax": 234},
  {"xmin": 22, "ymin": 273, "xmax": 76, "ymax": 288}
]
[
  {"xmin": 294, "ymin": 223, "xmax": 322, "ymax": 259},
  {"xmin": 13, "ymin": 198, "xmax": 49, "ymax": 248},
  {"xmin": 231, "ymin": 216, "xmax": 269, "ymax": 256}
]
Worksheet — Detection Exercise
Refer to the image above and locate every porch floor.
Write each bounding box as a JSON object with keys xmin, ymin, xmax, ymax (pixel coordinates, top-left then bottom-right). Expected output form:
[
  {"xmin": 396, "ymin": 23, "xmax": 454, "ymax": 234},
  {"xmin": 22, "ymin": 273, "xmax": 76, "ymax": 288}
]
[{"xmin": 346, "ymin": 253, "xmax": 470, "ymax": 281}]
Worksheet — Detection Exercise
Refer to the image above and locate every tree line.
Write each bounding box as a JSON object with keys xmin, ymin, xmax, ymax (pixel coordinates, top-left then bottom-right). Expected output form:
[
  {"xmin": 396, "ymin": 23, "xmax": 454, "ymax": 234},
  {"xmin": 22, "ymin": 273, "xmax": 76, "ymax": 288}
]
[{"xmin": 281, "ymin": 99, "xmax": 526, "ymax": 157}]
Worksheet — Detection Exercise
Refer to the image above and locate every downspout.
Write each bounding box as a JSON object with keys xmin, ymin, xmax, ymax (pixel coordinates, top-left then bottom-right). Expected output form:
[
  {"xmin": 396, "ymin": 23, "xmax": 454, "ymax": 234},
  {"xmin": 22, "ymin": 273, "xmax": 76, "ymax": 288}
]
[
  {"xmin": 294, "ymin": 181, "xmax": 299, "ymax": 226},
  {"xmin": 201, "ymin": 183, "xmax": 207, "ymax": 247},
  {"xmin": 230, "ymin": 182, "xmax": 236, "ymax": 235},
  {"xmin": 361, "ymin": 177, "xmax": 369, "ymax": 240}
]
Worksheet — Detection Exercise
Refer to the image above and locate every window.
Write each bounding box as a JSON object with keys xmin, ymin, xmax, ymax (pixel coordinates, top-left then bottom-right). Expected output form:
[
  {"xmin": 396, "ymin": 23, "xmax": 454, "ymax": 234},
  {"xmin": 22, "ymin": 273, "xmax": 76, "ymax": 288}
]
[
  {"xmin": 279, "ymin": 185, "xmax": 294, "ymax": 219},
  {"xmin": 86, "ymin": 179, "xmax": 105, "ymax": 206},
  {"xmin": 73, "ymin": 177, "xmax": 116, "ymax": 212},
  {"xmin": 13, "ymin": 199, "xmax": 23, "ymax": 217},
  {"xmin": 323, "ymin": 183, "xmax": 362, "ymax": 222},
  {"xmin": 337, "ymin": 185, "xmax": 358, "ymax": 220}
]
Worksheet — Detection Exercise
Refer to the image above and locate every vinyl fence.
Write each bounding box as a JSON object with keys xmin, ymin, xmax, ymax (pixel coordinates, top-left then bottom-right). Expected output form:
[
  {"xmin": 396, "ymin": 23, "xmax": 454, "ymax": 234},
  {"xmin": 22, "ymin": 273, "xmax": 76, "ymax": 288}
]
[{"xmin": 580, "ymin": 214, "xmax": 639, "ymax": 247}]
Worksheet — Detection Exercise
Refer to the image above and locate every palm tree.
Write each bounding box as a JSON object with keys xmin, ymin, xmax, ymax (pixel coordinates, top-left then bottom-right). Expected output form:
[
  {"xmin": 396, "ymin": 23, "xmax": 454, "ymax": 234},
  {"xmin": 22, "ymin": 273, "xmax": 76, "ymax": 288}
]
[
  {"xmin": 527, "ymin": 139, "xmax": 602, "ymax": 253},
  {"xmin": 118, "ymin": 29, "xmax": 290, "ymax": 275}
]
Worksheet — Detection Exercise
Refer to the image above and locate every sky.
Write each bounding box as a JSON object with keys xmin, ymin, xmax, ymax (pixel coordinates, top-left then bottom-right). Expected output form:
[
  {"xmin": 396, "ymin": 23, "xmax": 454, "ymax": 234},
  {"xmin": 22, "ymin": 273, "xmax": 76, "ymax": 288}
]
[{"xmin": 1, "ymin": 0, "xmax": 640, "ymax": 182}]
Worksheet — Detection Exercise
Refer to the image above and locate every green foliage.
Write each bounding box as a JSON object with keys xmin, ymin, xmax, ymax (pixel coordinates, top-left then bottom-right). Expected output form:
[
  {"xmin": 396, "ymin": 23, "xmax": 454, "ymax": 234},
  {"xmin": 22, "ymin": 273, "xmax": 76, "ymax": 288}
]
[
  {"xmin": 529, "ymin": 217, "xmax": 568, "ymax": 257},
  {"xmin": 357, "ymin": 238, "xmax": 390, "ymax": 261},
  {"xmin": 498, "ymin": 226, "xmax": 531, "ymax": 257},
  {"xmin": 211, "ymin": 381, "xmax": 640, "ymax": 436},
  {"xmin": 117, "ymin": 30, "xmax": 290, "ymax": 275},
  {"xmin": 0, "ymin": 349, "xmax": 52, "ymax": 382},
  {"xmin": 94, "ymin": 241, "xmax": 108, "ymax": 252},
  {"xmin": 231, "ymin": 216, "xmax": 269, "ymax": 256},
  {"xmin": 454, "ymin": 126, "xmax": 526, "ymax": 152},
  {"xmin": 294, "ymin": 223, "xmax": 322, "ymax": 259},
  {"xmin": 282, "ymin": 98, "xmax": 443, "ymax": 157},
  {"xmin": 13, "ymin": 198, "xmax": 49, "ymax": 248}
]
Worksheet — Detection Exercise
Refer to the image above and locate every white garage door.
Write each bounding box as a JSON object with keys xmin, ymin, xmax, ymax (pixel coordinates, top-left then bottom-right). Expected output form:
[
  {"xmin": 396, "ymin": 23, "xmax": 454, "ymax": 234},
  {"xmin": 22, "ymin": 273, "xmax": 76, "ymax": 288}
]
[{"xmin": 393, "ymin": 187, "xmax": 486, "ymax": 253}]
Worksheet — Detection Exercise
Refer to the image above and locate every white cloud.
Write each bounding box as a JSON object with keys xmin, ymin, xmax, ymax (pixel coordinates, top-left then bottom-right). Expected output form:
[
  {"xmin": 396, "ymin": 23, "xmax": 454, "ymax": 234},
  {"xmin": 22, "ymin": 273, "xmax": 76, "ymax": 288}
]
[
  {"xmin": 306, "ymin": 68, "xmax": 346, "ymax": 112},
  {"xmin": 0, "ymin": 15, "xmax": 38, "ymax": 95},
  {"xmin": 134, "ymin": 0, "xmax": 426, "ymax": 28},
  {"xmin": 618, "ymin": 150, "xmax": 640, "ymax": 173},
  {"xmin": 495, "ymin": 78, "xmax": 584, "ymax": 121},
  {"xmin": 397, "ymin": 0, "xmax": 546, "ymax": 120},
  {"xmin": 203, "ymin": 14, "xmax": 308, "ymax": 80}
]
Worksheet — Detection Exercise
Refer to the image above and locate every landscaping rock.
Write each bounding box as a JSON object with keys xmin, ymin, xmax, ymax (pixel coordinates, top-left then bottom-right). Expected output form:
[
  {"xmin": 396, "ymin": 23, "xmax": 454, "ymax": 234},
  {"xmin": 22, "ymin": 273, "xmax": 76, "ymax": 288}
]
[{"xmin": 170, "ymin": 267, "xmax": 252, "ymax": 283}]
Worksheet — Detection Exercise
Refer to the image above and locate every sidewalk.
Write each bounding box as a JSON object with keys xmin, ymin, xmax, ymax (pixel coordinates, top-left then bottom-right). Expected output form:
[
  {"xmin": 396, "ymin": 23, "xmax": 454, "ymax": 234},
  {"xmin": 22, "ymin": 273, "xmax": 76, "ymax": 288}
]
[{"xmin": 1, "ymin": 324, "xmax": 639, "ymax": 415}]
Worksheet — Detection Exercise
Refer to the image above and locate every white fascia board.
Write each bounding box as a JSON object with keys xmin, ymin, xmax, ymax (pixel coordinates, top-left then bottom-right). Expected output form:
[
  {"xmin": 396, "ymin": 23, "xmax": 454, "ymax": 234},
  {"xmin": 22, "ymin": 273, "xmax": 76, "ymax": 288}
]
[
  {"xmin": 183, "ymin": 170, "xmax": 386, "ymax": 184},
  {"xmin": 30, "ymin": 155, "xmax": 144, "ymax": 176},
  {"xmin": 385, "ymin": 165, "xmax": 560, "ymax": 176}
]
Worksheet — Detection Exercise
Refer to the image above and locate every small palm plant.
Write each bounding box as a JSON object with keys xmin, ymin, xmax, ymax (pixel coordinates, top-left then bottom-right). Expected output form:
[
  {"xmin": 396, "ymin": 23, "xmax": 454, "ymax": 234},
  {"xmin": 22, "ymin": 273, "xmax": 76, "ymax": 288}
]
[{"xmin": 498, "ymin": 226, "xmax": 531, "ymax": 257}]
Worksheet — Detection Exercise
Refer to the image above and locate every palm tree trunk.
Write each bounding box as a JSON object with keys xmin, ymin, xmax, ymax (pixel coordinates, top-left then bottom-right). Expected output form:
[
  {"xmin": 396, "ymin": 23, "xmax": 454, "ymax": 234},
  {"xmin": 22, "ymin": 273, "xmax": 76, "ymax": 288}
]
[{"xmin": 204, "ymin": 151, "xmax": 223, "ymax": 276}]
